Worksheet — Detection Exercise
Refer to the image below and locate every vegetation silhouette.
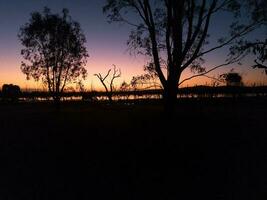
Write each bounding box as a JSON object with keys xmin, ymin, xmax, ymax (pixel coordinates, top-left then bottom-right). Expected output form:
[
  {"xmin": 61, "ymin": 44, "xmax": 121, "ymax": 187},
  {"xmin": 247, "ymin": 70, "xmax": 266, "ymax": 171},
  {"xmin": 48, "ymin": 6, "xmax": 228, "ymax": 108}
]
[
  {"xmin": 221, "ymin": 71, "xmax": 243, "ymax": 87},
  {"xmin": 130, "ymin": 64, "xmax": 162, "ymax": 91},
  {"xmin": 1, "ymin": 84, "xmax": 21, "ymax": 102},
  {"xmin": 235, "ymin": 40, "xmax": 267, "ymax": 74},
  {"xmin": 228, "ymin": 0, "xmax": 267, "ymax": 73},
  {"xmin": 18, "ymin": 7, "xmax": 88, "ymax": 108},
  {"xmin": 103, "ymin": 0, "xmax": 266, "ymax": 114},
  {"xmin": 4, "ymin": 85, "xmax": 265, "ymax": 103}
]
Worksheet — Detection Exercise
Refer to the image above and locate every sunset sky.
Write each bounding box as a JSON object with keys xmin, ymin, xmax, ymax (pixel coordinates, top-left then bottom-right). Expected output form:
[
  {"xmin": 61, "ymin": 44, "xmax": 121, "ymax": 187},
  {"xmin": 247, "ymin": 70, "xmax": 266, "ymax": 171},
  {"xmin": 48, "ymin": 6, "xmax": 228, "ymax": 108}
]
[{"xmin": 0, "ymin": 0, "xmax": 266, "ymax": 91}]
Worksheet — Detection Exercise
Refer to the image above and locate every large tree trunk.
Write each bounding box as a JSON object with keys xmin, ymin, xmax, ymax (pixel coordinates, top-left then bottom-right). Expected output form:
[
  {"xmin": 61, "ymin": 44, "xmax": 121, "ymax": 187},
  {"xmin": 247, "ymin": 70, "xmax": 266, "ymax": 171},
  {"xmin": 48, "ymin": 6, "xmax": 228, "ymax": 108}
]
[
  {"xmin": 107, "ymin": 92, "xmax": 113, "ymax": 104},
  {"xmin": 53, "ymin": 92, "xmax": 61, "ymax": 111},
  {"xmin": 163, "ymin": 78, "xmax": 178, "ymax": 116}
]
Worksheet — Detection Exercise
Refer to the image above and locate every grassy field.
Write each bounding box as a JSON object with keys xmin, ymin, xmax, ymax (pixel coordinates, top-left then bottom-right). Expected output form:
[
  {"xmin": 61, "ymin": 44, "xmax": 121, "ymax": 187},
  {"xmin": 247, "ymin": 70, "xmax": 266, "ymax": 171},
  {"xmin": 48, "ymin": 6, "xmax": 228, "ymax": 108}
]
[{"xmin": 0, "ymin": 98, "xmax": 266, "ymax": 199}]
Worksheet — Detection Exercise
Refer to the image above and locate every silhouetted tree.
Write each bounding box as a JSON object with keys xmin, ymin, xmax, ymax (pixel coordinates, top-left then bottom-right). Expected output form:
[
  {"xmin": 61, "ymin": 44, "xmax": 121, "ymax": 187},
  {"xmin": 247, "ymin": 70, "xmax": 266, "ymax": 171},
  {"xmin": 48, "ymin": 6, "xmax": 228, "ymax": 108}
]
[
  {"xmin": 2, "ymin": 84, "xmax": 21, "ymax": 102},
  {"xmin": 104, "ymin": 0, "xmax": 265, "ymax": 113},
  {"xmin": 220, "ymin": 72, "xmax": 243, "ymax": 86},
  {"xmin": 94, "ymin": 65, "xmax": 121, "ymax": 102},
  {"xmin": 18, "ymin": 7, "xmax": 88, "ymax": 106}
]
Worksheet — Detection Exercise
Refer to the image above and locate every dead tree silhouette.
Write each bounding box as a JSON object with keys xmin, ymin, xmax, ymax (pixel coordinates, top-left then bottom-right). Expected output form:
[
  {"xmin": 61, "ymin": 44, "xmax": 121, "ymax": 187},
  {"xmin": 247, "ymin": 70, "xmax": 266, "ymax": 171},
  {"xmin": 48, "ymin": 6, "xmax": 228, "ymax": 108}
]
[{"xmin": 94, "ymin": 65, "xmax": 121, "ymax": 103}]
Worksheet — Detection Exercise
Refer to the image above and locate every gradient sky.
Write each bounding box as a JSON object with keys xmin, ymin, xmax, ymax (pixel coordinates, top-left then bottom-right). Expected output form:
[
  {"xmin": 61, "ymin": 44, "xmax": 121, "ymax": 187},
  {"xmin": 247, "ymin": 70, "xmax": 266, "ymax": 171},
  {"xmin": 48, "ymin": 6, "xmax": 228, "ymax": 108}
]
[{"xmin": 0, "ymin": 0, "xmax": 266, "ymax": 90}]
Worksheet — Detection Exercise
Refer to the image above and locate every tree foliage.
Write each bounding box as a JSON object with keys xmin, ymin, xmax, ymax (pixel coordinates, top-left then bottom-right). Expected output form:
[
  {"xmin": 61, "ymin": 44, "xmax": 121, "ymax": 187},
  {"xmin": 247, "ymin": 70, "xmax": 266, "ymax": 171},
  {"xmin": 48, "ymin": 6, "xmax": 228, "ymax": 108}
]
[
  {"xmin": 220, "ymin": 71, "xmax": 243, "ymax": 86},
  {"xmin": 228, "ymin": 0, "xmax": 267, "ymax": 73},
  {"xmin": 18, "ymin": 7, "xmax": 89, "ymax": 102},
  {"xmin": 230, "ymin": 40, "xmax": 267, "ymax": 74},
  {"xmin": 131, "ymin": 62, "xmax": 162, "ymax": 90}
]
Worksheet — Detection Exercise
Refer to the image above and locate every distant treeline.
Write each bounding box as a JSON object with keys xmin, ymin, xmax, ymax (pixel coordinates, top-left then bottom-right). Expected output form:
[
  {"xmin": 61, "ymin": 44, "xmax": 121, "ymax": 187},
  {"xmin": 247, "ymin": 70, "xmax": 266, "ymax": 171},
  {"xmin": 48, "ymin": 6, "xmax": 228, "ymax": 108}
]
[{"xmin": 0, "ymin": 86, "xmax": 267, "ymax": 102}]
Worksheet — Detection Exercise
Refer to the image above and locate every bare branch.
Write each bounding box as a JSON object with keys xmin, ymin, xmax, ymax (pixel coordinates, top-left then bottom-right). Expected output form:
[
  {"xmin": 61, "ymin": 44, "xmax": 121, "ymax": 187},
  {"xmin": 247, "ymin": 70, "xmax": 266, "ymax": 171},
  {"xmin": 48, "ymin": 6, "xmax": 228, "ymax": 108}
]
[
  {"xmin": 181, "ymin": 0, "xmax": 207, "ymax": 61},
  {"xmin": 143, "ymin": 0, "xmax": 167, "ymax": 87},
  {"xmin": 165, "ymin": 0, "xmax": 173, "ymax": 68},
  {"xmin": 94, "ymin": 70, "xmax": 111, "ymax": 94},
  {"xmin": 131, "ymin": 0, "xmax": 148, "ymax": 24},
  {"xmin": 182, "ymin": 0, "xmax": 216, "ymax": 71},
  {"xmin": 182, "ymin": 22, "xmax": 262, "ymax": 70},
  {"xmin": 179, "ymin": 53, "xmax": 245, "ymax": 86},
  {"xmin": 94, "ymin": 65, "xmax": 121, "ymax": 102},
  {"xmin": 183, "ymin": 0, "xmax": 195, "ymax": 56},
  {"xmin": 202, "ymin": 75, "xmax": 225, "ymax": 83},
  {"xmin": 110, "ymin": 65, "xmax": 122, "ymax": 92},
  {"xmin": 252, "ymin": 60, "xmax": 267, "ymax": 71}
]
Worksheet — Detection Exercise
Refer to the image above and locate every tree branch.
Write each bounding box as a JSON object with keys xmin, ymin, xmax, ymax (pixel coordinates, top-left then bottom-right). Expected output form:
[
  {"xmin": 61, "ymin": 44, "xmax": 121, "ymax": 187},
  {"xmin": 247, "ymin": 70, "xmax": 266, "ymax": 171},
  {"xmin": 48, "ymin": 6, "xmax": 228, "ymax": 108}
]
[
  {"xmin": 182, "ymin": 22, "xmax": 261, "ymax": 70},
  {"xmin": 179, "ymin": 53, "xmax": 245, "ymax": 86},
  {"xmin": 94, "ymin": 69, "xmax": 111, "ymax": 94},
  {"xmin": 143, "ymin": 0, "xmax": 167, "ymax": 87},
  {"xmin": 253, "ymin": 60, "xmax": 267, "ymax": 70},
  {"xmin": 181, "ymin": 0, "xmax": 206, "ymax": 61},
  {"xmin": 110, "ymin": 65, "xmax": 121, "ymax": 92}
]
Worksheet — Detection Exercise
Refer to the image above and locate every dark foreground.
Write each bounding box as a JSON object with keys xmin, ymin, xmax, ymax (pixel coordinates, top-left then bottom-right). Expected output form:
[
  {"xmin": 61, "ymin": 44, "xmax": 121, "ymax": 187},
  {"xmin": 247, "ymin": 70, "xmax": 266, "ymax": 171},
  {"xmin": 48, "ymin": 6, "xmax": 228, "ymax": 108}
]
[{"xmin": 0, "ymin": 98, "xmax": 266, "ymax": 199}]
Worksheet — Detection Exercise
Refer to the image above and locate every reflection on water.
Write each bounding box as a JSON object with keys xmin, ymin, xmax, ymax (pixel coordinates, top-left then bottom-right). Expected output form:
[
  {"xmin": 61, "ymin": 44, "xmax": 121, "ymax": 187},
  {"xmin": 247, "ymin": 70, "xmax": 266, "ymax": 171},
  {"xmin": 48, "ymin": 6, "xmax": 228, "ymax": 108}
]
[
  {"xmin": 15, "ymin": 93, "xmax": 267, "ymax": 102},
  {"xmin": 1, "ymin": 86, "xmax": 266, "ymax": 102}
]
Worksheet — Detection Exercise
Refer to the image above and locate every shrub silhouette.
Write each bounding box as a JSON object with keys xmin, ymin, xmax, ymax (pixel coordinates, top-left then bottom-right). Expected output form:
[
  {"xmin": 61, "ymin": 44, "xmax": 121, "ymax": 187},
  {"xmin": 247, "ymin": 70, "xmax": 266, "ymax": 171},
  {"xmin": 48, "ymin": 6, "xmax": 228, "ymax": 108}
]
[{"xmin": 2, "ymin": 84, "xmax": 21, "ymax": 102}]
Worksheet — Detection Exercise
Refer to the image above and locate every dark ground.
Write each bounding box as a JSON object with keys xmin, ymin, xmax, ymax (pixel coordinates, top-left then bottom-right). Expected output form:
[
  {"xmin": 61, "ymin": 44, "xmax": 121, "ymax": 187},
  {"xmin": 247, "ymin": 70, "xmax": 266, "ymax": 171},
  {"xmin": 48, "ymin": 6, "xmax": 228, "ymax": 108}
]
[{"xmin": 0, "ymin": 98, "xmax": 266, "ymax": 199}]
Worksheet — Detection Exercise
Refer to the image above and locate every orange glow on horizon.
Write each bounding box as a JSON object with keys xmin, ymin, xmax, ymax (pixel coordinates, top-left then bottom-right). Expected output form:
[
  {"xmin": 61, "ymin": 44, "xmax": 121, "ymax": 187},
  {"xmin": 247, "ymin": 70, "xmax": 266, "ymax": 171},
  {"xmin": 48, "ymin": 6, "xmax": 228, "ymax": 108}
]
[{"xmin": 1, "ymin": 53, "xmax": 267, "ymax": 91}]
